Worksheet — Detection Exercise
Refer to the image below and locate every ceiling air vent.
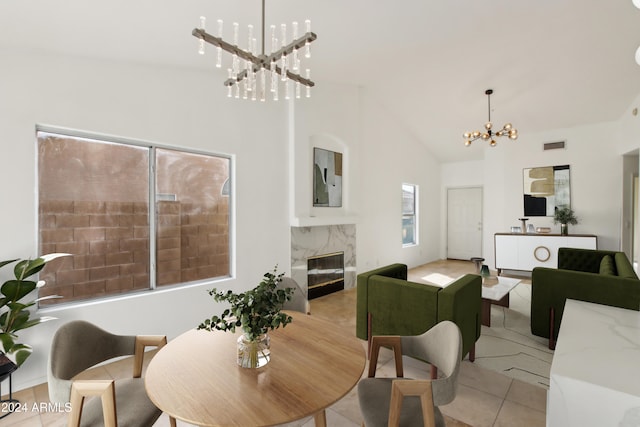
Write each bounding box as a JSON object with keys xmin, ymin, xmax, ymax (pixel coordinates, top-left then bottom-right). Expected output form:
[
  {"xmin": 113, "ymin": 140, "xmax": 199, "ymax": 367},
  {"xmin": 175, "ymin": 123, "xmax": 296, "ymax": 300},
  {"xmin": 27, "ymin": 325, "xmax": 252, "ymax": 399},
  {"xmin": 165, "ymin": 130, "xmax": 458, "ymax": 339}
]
[{"xmin": 543, "ymin": 141, "xmax": 566, "ymax": 150}]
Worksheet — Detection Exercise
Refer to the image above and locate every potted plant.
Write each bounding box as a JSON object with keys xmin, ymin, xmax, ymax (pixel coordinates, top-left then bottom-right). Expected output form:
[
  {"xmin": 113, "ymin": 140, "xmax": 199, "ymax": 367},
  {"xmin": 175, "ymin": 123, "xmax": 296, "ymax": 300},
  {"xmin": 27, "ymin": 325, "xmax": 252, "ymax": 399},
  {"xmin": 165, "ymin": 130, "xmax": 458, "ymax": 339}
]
[
  {"xmin": 198, "ymin": 266, "xmax": 294, "ymax": 368},
  {"xmin": 0, "ymin": 253, "xmax": 69, "ymax": 368},
  {"xmin": 554, "ymin": 207, "xmax": 578, "ymax": 236}
]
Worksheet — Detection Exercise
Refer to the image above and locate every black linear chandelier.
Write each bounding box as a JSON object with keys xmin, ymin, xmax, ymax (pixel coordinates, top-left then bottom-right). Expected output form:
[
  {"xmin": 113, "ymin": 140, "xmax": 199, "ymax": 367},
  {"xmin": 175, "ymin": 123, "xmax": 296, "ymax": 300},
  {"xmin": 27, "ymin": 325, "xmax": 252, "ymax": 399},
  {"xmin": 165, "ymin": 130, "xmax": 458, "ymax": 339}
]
[
  {"xmin": 463, "ymin": 89, "xmax": 518, "ymax": 147},
  {"xmin": 192, "ymin": 0, "xmax": 317, "ymax": 101}
]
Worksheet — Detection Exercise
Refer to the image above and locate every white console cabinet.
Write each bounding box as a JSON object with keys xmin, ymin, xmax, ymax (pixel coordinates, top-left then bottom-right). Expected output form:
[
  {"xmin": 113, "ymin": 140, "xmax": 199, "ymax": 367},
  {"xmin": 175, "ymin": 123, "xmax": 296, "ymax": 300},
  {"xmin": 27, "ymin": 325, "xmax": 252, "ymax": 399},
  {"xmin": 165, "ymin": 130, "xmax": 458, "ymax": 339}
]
[{"xmin": 494, "ymin": 233, "xmax": 597, "ymax": 274}]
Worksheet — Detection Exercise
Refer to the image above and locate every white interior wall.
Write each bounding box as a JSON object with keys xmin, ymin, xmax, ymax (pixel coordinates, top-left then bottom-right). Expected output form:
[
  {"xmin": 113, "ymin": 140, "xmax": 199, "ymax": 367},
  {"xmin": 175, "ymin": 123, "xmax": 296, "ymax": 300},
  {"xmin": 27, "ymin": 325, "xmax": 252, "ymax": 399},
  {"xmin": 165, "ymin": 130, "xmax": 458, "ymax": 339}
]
[
  {"xmin": 443, "ymin": 120, "xmax": 634, "ymax": 270},
  {"xmin": 356, "ymin": 90, "xmax": 441, "ymax": 271},
  {"xmin": 290, "ymin": 82, "xmax": 361, "ymax": 225},
  {"xmin": 0, "ymin": 49, "xmax": 290, "ymax": 390}
]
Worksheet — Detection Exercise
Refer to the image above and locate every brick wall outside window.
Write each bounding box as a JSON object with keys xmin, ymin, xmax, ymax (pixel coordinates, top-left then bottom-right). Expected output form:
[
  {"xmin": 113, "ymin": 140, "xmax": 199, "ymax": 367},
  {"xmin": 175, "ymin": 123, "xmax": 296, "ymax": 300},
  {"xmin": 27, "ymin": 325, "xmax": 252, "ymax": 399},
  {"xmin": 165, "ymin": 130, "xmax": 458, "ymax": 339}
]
[{"xmin": 37, "ymin": 131, "xmax": 231, "ymax": 307}]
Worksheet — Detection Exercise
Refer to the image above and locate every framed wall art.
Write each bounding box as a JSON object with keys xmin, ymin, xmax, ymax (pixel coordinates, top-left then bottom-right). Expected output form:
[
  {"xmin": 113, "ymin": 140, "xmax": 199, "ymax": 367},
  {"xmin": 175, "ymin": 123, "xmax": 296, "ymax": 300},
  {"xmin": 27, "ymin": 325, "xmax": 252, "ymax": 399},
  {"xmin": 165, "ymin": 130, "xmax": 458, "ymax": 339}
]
[
  {"xmin": 523, "ymin": 164, "xmax": 570, "ymax": 216},
  {"xmin": 313, "ymin": 147, "xmax": 342, "ymax": 207}
]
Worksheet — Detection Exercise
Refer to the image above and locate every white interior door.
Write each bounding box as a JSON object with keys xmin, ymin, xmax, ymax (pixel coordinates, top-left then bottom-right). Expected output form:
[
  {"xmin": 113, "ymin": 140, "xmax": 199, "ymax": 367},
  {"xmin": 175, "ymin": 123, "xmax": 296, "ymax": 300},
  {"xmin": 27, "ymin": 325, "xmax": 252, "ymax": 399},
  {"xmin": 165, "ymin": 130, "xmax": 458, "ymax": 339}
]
[{"xmin": 447, "ymin": 187, "xmax": 483, "ymax": 260}]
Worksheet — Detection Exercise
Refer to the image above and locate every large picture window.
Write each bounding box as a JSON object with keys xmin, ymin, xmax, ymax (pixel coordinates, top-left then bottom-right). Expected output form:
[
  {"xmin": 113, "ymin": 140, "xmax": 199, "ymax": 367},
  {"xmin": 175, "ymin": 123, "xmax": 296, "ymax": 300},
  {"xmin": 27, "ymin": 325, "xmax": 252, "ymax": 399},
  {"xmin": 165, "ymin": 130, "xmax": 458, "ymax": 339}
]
[
  {"xmin": 37, "ymin": 130, "xmax": 232, "ymax": 307},
  {"xmin": 402, "ymin": 183, "xmax": 418, "ymax": 246}
]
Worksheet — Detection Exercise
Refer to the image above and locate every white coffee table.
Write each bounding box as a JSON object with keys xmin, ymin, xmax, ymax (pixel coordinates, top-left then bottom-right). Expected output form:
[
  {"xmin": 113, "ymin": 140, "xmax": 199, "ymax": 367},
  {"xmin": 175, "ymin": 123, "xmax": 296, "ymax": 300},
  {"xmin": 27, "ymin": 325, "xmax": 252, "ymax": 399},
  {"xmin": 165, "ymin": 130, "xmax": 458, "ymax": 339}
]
[{"xmin": 481, "ymin": 276, "xmax": 521, "ymax": 327}]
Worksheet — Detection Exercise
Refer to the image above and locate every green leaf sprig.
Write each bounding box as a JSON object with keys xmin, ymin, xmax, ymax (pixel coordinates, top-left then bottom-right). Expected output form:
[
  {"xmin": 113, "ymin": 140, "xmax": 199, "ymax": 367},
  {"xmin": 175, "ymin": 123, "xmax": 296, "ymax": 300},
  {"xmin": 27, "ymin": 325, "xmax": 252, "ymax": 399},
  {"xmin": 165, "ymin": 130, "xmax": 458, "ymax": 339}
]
[{"xmin": 198, "ymin": 266, "xmax": 294, "ymax": 341}]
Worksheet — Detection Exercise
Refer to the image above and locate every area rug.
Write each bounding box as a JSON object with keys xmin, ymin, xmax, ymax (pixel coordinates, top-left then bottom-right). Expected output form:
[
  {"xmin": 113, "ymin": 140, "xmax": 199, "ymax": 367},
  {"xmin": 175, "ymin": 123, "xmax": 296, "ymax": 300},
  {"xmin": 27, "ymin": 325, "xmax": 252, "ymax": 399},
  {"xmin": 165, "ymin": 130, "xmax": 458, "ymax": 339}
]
[
  {"xmin": 475, "ymin": 279, "xmax": 553, "ymax": 389},
  {"xmin": 414, "ymin": 269, "xmax": 553, "ymax": 389}
]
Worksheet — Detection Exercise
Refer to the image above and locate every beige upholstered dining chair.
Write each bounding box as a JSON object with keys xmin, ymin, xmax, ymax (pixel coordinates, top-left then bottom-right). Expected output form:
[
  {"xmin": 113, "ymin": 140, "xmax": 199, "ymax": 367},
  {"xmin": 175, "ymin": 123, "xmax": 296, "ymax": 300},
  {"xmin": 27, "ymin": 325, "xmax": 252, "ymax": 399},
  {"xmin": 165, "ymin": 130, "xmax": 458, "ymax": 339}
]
[
  {"xmin": 47, "ymin": 320, "xmax": 176, "ymax": 427},
  {"xmin": 279, "ymin": 276, "xmax": 311, "ymax": 314},
  {"xmin": 357, "ymin": 321, "xmax": 462, "ymax": 427}
]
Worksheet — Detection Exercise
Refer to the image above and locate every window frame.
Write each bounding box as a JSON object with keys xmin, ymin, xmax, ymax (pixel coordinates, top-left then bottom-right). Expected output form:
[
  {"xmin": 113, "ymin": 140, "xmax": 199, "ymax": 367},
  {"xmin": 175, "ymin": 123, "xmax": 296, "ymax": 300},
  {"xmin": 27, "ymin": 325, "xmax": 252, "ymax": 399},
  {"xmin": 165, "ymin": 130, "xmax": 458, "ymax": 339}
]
[
  {"xmin": 402, "ymin": 183, "xmax": 418, "ymax": 247},
  {"xmin": 36, "ymin": 125, "xmax": 235, "ymax": 307}
]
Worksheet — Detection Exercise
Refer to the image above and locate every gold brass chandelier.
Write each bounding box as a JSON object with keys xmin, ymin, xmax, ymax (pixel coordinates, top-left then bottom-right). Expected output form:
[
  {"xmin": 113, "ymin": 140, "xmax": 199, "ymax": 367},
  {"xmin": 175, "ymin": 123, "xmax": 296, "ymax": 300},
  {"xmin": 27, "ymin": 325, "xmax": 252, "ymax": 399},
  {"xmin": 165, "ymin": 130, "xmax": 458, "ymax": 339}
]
[
  {"xmin": 463, "ymin": 89, "xmax": 518, "ymax": 147},
  {"xmin": 192, "ymin": 0, "xmax": 317, "ymax": 101}
]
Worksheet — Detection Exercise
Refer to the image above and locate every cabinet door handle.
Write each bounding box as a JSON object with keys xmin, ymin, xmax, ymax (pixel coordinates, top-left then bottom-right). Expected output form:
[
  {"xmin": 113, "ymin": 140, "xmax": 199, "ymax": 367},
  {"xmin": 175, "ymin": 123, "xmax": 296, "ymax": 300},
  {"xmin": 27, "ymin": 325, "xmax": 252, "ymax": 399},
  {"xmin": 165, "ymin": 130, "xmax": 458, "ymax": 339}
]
[{"xmin": 534, "ymin": 246, "xmax": 551, "ymax": 262}]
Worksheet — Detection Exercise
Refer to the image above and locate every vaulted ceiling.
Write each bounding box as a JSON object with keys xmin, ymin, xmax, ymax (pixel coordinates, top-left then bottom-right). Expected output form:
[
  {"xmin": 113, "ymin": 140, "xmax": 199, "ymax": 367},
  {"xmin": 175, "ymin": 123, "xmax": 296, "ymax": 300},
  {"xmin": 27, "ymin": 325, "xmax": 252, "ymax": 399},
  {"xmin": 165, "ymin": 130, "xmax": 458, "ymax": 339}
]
[{"xmin": 2, "ymin": 0, "xmax": 640, "ymax": 162}]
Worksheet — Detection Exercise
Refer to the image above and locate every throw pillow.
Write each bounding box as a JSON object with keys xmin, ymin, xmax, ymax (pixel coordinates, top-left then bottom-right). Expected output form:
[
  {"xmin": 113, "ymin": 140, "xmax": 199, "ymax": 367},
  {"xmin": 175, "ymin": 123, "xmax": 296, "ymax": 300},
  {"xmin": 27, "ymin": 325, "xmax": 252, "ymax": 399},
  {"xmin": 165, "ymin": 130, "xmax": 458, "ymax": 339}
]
[{"xmin": 599, "ymin": 255, "xmax": 616, "ymax": 276}]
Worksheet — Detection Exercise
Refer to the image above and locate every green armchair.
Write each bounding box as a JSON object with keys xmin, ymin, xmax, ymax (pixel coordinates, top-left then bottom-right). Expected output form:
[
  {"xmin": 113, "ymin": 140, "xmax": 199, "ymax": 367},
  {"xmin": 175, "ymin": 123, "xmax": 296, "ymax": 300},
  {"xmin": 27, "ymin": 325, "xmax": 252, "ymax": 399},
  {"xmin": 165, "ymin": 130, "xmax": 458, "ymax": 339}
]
[{"xmin": 356, "ymin": 264, "xmax": 481, "ymax": 362}]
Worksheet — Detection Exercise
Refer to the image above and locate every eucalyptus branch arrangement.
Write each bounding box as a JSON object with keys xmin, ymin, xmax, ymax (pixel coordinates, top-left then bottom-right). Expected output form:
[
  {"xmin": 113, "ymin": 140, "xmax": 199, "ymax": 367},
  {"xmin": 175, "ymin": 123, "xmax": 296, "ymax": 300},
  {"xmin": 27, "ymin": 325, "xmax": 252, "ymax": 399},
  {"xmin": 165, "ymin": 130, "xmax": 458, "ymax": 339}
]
[
  {"xmin": 0, "ymin": 253, "xmax": 69, "ymax": 366},
  {"xmin": 553, "ymin": 207, "xmax": 578, "ymax": 225},
  {"xmin": 198, "ymin": 266, "xmax": 294, "ymax": 341}
]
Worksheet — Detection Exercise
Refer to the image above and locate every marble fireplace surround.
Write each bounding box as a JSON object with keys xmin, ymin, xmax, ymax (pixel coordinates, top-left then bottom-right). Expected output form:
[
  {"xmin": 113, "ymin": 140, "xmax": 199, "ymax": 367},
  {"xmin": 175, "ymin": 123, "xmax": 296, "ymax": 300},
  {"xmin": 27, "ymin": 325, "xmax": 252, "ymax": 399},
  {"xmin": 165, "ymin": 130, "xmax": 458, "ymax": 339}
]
[{"xmin": 290, "ymin": 224, "xmax": 356, "ymax": 298}]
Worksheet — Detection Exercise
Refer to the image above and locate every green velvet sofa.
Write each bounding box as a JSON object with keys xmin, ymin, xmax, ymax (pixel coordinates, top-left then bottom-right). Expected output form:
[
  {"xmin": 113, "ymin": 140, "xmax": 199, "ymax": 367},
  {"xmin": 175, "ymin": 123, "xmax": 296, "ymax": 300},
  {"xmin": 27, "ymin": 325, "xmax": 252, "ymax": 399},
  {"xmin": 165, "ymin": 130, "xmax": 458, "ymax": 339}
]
[
  {"xmin": 531, "ymin": 247, "xmax": 640, "ymax": 348},
  {"xmin": 356, "ymin": 263, "xmax": 482, "ymax": 361}
]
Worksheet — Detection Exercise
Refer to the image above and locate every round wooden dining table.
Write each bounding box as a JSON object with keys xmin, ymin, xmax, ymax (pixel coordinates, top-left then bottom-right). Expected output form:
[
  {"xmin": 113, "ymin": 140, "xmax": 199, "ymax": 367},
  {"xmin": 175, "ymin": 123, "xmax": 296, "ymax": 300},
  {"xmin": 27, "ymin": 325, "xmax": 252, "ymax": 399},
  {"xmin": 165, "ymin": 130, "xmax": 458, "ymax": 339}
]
[{"xmin": 145, "ymin": 311, "xmax": 366, "ymax": 427}]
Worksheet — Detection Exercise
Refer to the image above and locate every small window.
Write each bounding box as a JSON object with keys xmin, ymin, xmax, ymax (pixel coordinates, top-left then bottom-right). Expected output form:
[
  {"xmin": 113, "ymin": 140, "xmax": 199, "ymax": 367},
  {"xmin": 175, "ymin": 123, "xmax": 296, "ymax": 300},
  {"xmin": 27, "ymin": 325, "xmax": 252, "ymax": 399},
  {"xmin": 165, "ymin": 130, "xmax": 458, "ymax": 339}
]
[{"xmin": 402, "ymin": 184, "xmax": 418, "ymax": 246}]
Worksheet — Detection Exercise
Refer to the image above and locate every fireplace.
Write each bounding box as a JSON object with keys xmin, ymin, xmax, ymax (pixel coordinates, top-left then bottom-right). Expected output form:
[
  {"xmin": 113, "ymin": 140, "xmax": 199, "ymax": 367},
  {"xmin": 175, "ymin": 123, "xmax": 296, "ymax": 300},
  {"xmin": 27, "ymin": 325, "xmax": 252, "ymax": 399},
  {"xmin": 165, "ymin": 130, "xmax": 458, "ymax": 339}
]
[
  {"xmin": 290, "ymin": 224, "xmax": 356, "ymax": 299},
  {"xmin": 307, "ymin": 252, "xmax": 345, "ymax": 299}
]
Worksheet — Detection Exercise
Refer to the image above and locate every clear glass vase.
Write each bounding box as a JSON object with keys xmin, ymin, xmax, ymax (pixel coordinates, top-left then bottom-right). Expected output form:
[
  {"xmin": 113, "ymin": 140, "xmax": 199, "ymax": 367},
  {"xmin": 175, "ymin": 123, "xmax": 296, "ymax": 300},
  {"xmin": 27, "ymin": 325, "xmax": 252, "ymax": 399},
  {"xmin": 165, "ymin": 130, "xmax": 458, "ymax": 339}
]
[{"xmin": 237, "ymin": 333, "xmax": 270, "ymax": 368}]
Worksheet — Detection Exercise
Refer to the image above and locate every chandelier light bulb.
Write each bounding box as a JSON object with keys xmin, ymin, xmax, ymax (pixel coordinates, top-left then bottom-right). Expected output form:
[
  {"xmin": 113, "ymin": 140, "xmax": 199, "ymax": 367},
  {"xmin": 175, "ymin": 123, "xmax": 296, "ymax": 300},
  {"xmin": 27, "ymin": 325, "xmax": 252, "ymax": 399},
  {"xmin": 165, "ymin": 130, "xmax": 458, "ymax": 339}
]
[
  {"xmin": 232, "ymin": 22, "xmax": 239, "ymax": 45},
  {"xmin": 215, "ymin": 20, "xmax": 223, "ymax": 67},
  {"xmin": 305, "ymin": 20, "xmax": 312, "ymax": 58},
  {"xmin": 485, "ymin": 122, "xmax": 492, "ymax": 130},
  {"xmin": 281, "ymin": 53, "xmax": 288, "ymax": 81},
  {"xmin": 281, "ymin": 24, "xmax": 287, "ymax": 47},
  {"xmin": 504, "ymin": 123, "xmax": 512, "ymax": 130},
  {"xmin": 270, "ymin": 60, "xmax": 277, "ymax": 91},
  {"xmin": 490, "ymin": 140, "xmax": 497, "ymax": 147},
  {"xmin": 481, "ymin": 133, "xmax": 490, "ymax": 140},
  {"xmin": 270, "ymin": 25, "xmax": 277, "ymax": 52},
  {"xmin": 198, "ymin": 17, "xmax": 206, "ymax": 55},
  {"xmin": 247, "ymin": 25, "xmax": 254, "ymax": 53},
  {"xmin": 465, "ymin": 140, "xmax": 472, "ymax": 147},
  {"xmin": 463, "ymin": 132, "xmax": 471, "ymax": 138}
]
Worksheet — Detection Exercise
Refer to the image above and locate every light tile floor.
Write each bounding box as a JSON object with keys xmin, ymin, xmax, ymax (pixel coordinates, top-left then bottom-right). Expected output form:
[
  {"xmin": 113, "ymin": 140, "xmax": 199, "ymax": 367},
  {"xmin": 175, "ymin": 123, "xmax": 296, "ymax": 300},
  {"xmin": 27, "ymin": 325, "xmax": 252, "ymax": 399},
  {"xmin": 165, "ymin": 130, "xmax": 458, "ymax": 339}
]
[{"xmin": 1, "ymin": 260, "xmax": 547, "ymax": 427}]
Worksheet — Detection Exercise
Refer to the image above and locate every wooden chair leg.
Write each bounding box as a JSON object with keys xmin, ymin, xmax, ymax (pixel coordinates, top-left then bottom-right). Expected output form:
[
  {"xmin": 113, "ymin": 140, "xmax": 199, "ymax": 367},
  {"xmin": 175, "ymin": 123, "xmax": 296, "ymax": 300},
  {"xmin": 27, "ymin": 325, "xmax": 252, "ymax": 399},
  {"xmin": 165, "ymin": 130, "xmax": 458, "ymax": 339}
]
[
  {"xmin": 314, "ymin": 409, "xmax": 327, "ymax": 427},
  {"xmin": 69, "ymin": 380, "xmax": 117, "ymax": 427},
  {"xmin": 469, "ymin": 343, "xmax": 475, "ymax": 362},
  {"xmin": 549, "ymin": 307, "xmax": 556, "ymax": 350},
  {"xmin": 367, "ymin": 312, "xmax": 372, "ymax": 359},
  {"xmin": 169, "ymin": 416, "xmax": 177, "ymax": 427},
  {"xmin": 389, "ymin": 380, "xmax": 436, "ymax": 427},
  {"xmin": 430, "ymin": 365, "xmax": 437, "ymax": 380}
]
